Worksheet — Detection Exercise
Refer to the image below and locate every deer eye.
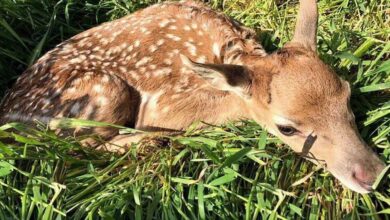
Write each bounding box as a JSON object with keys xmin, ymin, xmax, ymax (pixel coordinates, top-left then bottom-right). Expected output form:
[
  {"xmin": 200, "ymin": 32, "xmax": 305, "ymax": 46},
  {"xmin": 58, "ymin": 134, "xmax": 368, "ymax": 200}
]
[
  {"xmin": 226, "ymin": 41, "xmax": 234, "ymax": 49},
  {"xmin": 243, "ymin": 32, "xmax": 253, "ymax": 40},
  {"xmin": 276, "ymin": 125, "xmax": 298, "ymax": 136}
]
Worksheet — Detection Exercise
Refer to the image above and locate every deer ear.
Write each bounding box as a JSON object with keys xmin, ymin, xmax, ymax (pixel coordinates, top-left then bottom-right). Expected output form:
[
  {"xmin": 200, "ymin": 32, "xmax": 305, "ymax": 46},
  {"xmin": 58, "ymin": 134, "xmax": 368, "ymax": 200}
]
[
  {"xmin": 180, "ymin": 55, "xmax": 252, "ymax": 98},
  {"xmin": 288, "ymin": 0, "xmax": 318, "ymax": 52}
]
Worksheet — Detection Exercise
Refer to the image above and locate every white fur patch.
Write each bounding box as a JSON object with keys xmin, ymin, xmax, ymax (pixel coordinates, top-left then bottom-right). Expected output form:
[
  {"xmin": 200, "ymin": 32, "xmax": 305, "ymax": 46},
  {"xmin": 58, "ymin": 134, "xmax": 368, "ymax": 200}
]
[
  {"xmin": 272, "ymin": 115, "xmax": 297, "ymax": 126},
  {"xmin": 159, "ymin": 19, "xmax": 170, "ymax": 27},
  {"xmin": 163, "ymin": 59, "xmax": 173, "ymax": 65},
  {"xmin": 196, "ymin": 55, "xmax": 207, "ymax": 63},
  {"xmin": 67, "ymin": 87, "xmax": 76, "ymax": 93},
  {"xmin": 156, "ymin": 39, "xmax": 165, "ymax": 46},
  {"xmin": 149, "ymin": 44, "xmax": 158, "ymax": 53},
  {"xmin": 184, "ymin": 42, "xmax": 197, "ymax": 56},
  {"xmin": 135, "ymin": 57, "xmax": 152, "ymax": 68},
  {"xmin": 183, "ymin": 25, "xmax": 191, "ymax": 31},
  {"xmin": 129, "ymin": 70, "xmax": 140, "ymax": 80},
  {"xmin": 93, "ymin": 84, "xmax": 103, "ymax": 93},
  {"xmin": 134, "ymin": 40, "xmax": 141, "ymax": 47},
  {"xmin": 166, "ymin": 34, "xmax": 181, "ymax": 41},
  {"xmin": 153, "ymin": 67, "xmax": 171, "ymax": 77},
  {"xmin": 97, "ymin": 96, "xmax": 108, "ymax": 106},
  {"xmin": 212, "ymin": 43, "xmax": 220, "ymax": 57}
]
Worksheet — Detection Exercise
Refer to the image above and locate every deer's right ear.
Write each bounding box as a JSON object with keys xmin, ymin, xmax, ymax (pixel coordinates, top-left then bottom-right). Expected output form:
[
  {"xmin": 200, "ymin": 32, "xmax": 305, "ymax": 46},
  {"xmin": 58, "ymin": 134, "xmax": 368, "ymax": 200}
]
[
  {"xmin": 180, "ymin": 55, "xmax": 252, "ymax": 98},
  {"xmin": 287, "ymin": 0, "xmax": 318, "ymax": 52}
]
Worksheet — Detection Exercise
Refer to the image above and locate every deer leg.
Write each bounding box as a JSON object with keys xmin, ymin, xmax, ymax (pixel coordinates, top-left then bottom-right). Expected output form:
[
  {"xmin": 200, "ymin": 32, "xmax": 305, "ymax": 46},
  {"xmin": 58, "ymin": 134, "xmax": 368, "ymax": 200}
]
[
  {"xmin": 2, "ymin": 71, "xmax": 140, "ymax": 142},
  {"xmin": 96, "ymin": 131, "xmax": 183, "ymax": 154},
  {"xmin": 95, "ymin": 133, "xmax": 147, "ymax": 153},
  {"xmin": 51, "ymin": 72, "xmax": 140, "ymax": 139}
]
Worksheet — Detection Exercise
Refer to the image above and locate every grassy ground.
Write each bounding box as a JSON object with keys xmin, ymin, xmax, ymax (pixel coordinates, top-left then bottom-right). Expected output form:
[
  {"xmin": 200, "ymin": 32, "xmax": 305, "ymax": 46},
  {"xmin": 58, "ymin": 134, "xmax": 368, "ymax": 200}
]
[{"xmin": 0, "ymin": 0, "xmax": 389, "ymax": 219}]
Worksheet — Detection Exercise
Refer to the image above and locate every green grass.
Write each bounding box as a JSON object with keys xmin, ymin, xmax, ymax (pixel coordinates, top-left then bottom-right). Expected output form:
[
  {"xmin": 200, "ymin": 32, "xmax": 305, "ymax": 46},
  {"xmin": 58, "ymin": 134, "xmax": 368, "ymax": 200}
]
[{"xmin": 0, "ymin": 0, "xmax": 389, "ymax": 219}]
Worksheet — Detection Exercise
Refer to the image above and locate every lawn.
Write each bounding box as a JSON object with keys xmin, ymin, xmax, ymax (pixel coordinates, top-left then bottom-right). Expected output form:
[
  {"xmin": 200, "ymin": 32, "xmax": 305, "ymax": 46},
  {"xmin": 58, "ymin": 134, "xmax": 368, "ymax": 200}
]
[{"xmin": 0, "ymin": 0, "xmax": 389, "ymax": 219}]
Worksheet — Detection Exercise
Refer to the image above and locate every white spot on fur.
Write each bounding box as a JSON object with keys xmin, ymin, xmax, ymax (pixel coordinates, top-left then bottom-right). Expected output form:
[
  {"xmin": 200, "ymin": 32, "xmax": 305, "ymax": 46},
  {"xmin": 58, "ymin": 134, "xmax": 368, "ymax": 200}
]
[
  {"xmin": 134, "ymin": 40, "xmax": 141, "ymax": 47},
  {"xmin": 162, "ymin": 106, "xmax": 170, "ymax": 113},
  {"xmin": 52, "ymin": 75, "xmax": 60, "ymax": 81},
  {"xmin": 184, "ymin": 42, "xmax": 197, "ymax": 56},
  {"xmin": 201, "ymin": 23, "xmax": 209, "ymax": 31},
  {"xmin": 132, "ymin": 52, "xmax": 139, "ymax": 58},
  {"xmin": 97, "ymin": 96, "xmax": 108, "ymax": 106},
  {"xmin": 140, "ymin": 27, "xmax": 148, "ymax": 33},
  {"xmin": 213, "ymin": 43, "xmax": 220, "ymax": 57},
  {"xmin": 166, "ymin": 34, "xmax": 181, "ymax": 41},
  {"xmin": 67, "ymin": 87, "xmax": 76, "ymax": 93},
  {"xmin": 183, "ymin": 25, "xmax": 191, "ymax": 31},
  {"xmin": 125, "ymin": 55, "xmax": 132, "ymax": 61},
  {"xmin": 12, "ymin": 104, "xmax": 20, "ymax": 109},
  {"xmin": 163, "ymin": 59, "xmax": 172, "ymax": 65},
  {"xmin": 93, "ymin": 84, "xmax": 103, "ymax": 93},
  {"xmin": 159, "ymin": 19, "xmax": 170, "ymax": 27},
  {"xmin": 139, "ymin": 67, "xmax": 146, "ymax": 73},
  {"xmin": 153, "ymin": 67, "xmax": 171, "ymax": 76},
  {"xmin": 127, "ymin": 45, "xmax": 134, "ymax": 52},
  {"xmin": 42, "ymin": 98, "xmax": 51, "ymax": 107},
  {"xmin": 120, "ymin": 43, "xmax": 128, "ymax": 50},
  {"xmin": 101, "ymin": 38, "xmax": 109, "ymax": 46},
  {"xmin": 171, "ymin": 94, "xmax": 181, "ymax": 99},
  {"xmin": 149, "ymin": 44, "xmax": 158, "ymax": 53},
  {"xmin": 168, "ymin": 49, "xmax": 180, "ymax": 57},
  {"xmin": 129, "ymin": 70, "xmax": 140, "ymax": 80},
  {"xmin": 135, "ymin": 57, "xmax": 152, "ymax": 68},
  {"xmin": 92, "ymin": 46, "xmax": 101, "ymax": 52},
  {"xmin": 119, "ymin": 66, "xmax": 127, "ymax": 73},
  {"xmin": 156, "ymin": 39, "xmax": 165, "ymax": 46},
  {"xmin": 40, "ymin": 75, "xmax": 48, "ymax": 81},
  {"xmin": 73, "ymin": 78, "xmax": 82, "ymax": 85},
  {"xmin": 196, "ymin": 55, "xmax": 207, "ymax": 63}
]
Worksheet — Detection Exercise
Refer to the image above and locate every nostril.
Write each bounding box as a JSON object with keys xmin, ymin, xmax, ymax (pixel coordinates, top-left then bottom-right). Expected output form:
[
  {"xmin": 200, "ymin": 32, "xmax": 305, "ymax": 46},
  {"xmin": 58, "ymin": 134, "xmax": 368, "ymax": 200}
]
[{"xmin": 352, "ymin": 164, "xmax": 373, "ymax": 186}]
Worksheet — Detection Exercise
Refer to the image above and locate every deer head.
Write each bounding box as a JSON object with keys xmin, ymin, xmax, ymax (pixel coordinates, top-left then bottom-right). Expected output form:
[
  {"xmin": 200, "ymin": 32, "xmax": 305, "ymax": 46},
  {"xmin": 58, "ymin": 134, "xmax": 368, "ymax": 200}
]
[{"xmin": 183, "ymin": 0, "xmax": 385, "ymax": 193}]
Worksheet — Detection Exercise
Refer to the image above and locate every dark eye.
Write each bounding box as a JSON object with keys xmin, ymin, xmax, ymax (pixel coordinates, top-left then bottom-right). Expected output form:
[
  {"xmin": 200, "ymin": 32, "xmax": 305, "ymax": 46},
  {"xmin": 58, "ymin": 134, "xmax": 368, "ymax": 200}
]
[
  {"xmin": 277, "ymin": 125, "xmax": 298, "ymax": 136},
  {"xmin": 226, "ymin": 41, "xmax": 234, "ymax": 48},
  {"xmin": 244, "ymin": 33, "xmax": 252, "ymax": 40}
]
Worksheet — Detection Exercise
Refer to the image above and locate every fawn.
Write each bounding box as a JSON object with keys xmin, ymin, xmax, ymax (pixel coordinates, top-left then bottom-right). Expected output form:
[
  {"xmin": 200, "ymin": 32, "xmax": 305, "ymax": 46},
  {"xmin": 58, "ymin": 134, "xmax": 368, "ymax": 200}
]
[{"xmin": 0, "ymin": 0, "xmax": 385, "ymax": 193}]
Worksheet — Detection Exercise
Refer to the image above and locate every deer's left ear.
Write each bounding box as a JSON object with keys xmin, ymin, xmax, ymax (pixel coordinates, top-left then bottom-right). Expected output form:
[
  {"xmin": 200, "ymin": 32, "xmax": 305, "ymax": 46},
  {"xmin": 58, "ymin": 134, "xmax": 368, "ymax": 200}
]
[{"xmin": 180, "ymin": 55, "xmax": 252, "ymax": 98}]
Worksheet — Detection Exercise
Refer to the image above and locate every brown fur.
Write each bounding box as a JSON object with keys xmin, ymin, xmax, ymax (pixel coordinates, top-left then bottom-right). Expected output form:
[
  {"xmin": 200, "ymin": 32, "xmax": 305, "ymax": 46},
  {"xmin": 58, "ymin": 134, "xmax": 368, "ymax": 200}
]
[{"xmin": 0, "ymin": 1, "xmax": 384, "ymax": 193}]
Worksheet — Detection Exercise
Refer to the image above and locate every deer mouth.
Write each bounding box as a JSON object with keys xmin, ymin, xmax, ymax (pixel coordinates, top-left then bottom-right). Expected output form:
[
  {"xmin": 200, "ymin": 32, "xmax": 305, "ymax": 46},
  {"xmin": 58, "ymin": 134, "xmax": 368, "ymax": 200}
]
[
  {"xmin": 328, "ymin": 167, "xmax": 374, "ymax": 194},
  {"xmin": 351, "ymin": 178, "xmax": 373, "ymax": 193},
  {"xmin": 340, "ymin": 175, "xmax": 373, "ymax": 194}
]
